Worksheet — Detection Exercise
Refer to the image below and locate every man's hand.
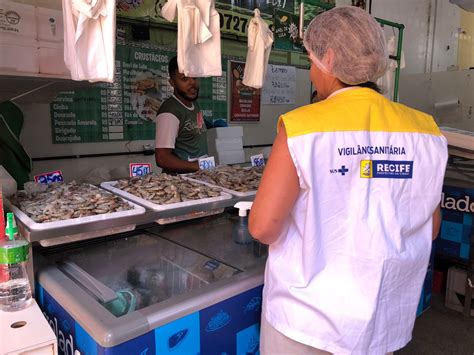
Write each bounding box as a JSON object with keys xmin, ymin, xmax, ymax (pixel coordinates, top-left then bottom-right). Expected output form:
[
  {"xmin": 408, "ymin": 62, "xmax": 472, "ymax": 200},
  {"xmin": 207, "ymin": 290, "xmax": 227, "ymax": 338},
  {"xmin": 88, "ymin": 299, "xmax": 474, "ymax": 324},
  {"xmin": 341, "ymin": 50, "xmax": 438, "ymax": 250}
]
[{"xmin": 155, "ymin": 148, "xmax": 199, "ymax": 173}]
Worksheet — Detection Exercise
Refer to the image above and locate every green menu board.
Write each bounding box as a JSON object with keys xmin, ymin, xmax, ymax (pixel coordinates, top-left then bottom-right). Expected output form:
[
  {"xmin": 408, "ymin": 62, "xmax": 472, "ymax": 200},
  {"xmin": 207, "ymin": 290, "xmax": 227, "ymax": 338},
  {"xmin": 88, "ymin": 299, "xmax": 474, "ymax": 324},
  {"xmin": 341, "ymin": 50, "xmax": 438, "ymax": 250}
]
[{"xmin": 51, "ymin": 44, "xmax": 228, "ymax": 144}]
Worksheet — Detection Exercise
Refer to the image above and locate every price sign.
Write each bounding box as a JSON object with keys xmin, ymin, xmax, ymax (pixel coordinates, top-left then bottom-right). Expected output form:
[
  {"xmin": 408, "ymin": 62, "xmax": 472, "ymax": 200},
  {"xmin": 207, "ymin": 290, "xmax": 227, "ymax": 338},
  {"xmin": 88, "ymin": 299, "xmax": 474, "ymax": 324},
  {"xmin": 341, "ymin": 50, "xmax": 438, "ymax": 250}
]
[
  {"xmin": 129, "ymin": 163, "xmax": 152, "ymax": 177},
  {"xmin": 250, "ymin": 154, "xmax": 265, "ymax": 167},
  {"xmin": 34, "ymin": 170, "xmax": 64, "ymax": 185},
  {"xmin": 198, "ymin": 156, "xmax": 216, "ymax": 170}
]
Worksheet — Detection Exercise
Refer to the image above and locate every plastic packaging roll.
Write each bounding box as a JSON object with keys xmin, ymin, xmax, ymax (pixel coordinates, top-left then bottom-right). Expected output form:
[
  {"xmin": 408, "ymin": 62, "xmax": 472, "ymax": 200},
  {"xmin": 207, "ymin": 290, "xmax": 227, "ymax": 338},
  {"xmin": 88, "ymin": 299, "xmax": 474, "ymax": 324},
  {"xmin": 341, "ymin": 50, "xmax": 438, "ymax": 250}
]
[{"xmin": 434, "ymin": 99, "xmax": 460, "ymax": 110}]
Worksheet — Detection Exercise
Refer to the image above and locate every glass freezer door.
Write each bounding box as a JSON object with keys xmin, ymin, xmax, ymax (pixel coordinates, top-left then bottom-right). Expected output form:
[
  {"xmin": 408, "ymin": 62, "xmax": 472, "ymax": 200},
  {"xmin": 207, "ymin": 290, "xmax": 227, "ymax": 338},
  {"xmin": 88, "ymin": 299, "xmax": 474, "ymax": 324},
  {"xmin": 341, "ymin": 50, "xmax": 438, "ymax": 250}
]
[{"xmin": 47, "ymin": 233, "xmax": 239, "ymax": 317}]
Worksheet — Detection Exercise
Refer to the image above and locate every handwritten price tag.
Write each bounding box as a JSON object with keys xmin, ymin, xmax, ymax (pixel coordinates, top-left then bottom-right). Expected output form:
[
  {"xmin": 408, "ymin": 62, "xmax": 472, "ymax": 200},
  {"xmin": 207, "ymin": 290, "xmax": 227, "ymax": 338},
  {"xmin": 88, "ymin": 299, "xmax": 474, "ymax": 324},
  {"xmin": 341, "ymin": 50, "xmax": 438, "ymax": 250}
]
[
  {"xmin": 34, "ymin": 170, "xmax": 64, "ymax": 185},
  {"xmin": 198, "ymin": 156, "xmax": 216, "ymax": 170},
  {"xmin": 250, "ymin": 154, "xmax": 265, "ymax": 167},
  {"xmin": 129, "ymin": 163, "xmax": 152, "ymax": 177}
]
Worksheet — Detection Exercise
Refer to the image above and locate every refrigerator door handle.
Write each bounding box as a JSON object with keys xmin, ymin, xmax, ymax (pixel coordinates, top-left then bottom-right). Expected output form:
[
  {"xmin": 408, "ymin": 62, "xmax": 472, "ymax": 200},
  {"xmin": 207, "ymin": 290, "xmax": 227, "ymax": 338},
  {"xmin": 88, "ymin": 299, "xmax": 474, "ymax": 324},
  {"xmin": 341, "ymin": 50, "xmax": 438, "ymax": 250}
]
[{"xmin": 58, "ymin": 261, "xmax": 118, "ymax": 304}]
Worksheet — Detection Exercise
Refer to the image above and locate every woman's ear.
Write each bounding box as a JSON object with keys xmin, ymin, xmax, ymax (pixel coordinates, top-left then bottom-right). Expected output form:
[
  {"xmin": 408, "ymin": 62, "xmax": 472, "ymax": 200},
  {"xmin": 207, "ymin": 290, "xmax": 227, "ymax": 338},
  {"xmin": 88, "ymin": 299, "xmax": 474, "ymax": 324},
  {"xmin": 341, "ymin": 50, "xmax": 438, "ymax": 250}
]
[{"xmin": 322, "ymin": 48, "xmax": 336, "ymax": 73}]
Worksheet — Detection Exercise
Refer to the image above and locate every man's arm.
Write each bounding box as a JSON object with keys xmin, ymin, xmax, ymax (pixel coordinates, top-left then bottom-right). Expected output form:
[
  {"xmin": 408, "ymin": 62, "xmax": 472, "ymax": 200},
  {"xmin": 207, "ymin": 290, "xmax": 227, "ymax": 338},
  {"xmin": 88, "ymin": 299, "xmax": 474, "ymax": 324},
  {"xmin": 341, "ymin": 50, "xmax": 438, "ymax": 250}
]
[
  {"xmin": 155, "ymin": 112, "xmax": 199, "ymax": 173},
  {"xmin": 432, "ymin": 203, "xmax": 442, "ymax": 240},
  {"xmin": 155, "ymin": 148, "xmax": 199, "ymax": 173}
]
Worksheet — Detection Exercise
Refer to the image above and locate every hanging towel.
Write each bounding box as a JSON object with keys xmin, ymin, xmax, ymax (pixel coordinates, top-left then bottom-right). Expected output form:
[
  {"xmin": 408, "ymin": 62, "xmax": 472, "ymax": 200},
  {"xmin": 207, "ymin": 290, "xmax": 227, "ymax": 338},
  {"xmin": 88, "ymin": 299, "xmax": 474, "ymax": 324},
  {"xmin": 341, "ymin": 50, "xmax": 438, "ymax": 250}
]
[
  {"xmin": 62, "ymin": 0, "xmax": 116, "ymax": 82},
  {"xmin": 242, "ymin": 9, "xmax": 273, "ymax": 89},
  {"xmin": 161, "ymin": 0, "xmax": 222, "ymax": 77},
  {"xmin": 377, "ymin": 35, "xmax": 405, "ymax": 101}
]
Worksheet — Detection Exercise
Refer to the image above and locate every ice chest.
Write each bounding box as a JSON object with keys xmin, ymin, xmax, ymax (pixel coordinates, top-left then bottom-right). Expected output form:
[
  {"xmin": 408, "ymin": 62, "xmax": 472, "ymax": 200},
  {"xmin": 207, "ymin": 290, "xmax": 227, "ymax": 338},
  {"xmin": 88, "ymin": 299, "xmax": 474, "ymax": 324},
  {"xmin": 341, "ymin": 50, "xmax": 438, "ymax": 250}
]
[{"xmin": 36, "ymin": 232, "xmax": 264, "ymax": 354}]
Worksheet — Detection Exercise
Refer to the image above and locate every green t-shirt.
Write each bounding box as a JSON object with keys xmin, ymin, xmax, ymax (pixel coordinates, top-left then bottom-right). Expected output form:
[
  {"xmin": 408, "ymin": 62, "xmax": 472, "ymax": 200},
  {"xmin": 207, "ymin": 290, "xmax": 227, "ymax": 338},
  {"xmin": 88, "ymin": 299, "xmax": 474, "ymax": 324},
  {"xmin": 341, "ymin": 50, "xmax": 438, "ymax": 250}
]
[{"xmin": 157, "ymin": 96, "xmax": 208, "ymax": 161}]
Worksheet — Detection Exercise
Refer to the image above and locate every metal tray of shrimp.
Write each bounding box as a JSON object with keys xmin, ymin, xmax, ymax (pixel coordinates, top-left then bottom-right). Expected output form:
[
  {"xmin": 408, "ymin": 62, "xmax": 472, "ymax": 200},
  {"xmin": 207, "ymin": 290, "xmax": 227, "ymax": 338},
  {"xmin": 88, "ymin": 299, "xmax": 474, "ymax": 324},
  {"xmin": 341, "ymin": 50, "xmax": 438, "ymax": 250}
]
[
  {"xmin": 100, "ymin": 173, "xmax": 232, "ymax": 212},
  {"xmin": 5, "ymin": 183, "xmax": 146, "ymax": 244},
  {"xmin": 182, "ymin": 165, "xmax": 263, "ymax": 197}
]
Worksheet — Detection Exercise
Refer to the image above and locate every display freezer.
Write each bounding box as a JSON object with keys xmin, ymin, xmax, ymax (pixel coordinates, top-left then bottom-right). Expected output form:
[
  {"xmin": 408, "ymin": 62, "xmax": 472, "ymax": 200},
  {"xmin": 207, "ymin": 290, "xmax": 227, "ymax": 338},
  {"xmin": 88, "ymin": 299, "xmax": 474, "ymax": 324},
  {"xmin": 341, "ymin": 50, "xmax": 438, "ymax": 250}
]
[
  {"xmin": 34, "ymin": 212, "xmax": 433, "ymax": 355},
  {"xmin": 35, "ymin": 215, "xmax": 267, "ymax": 355}
]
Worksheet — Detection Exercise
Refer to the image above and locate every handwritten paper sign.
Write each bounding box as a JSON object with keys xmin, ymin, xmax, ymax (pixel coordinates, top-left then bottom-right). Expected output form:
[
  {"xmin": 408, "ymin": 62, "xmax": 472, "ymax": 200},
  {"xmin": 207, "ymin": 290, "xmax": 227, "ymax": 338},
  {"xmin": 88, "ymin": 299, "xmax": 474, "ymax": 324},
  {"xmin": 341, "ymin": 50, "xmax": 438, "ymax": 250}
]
[
  {"xmin": 250, "ymin": 154, "xmax": 265, "ymax": 167},
  {"xmin": 34, "ymin": 170, "xmax": 64, "ymax": 184},
  {"xmin": 199, "ymin": 156, "xmax": 216, "ymax": 170},
  {"xmin": 262, "ymin": 64, "xmax": 296, "ymax": 105},
  {"xmin": 129, "ymin": 163, "xmax": 152, "ymax": 177}
]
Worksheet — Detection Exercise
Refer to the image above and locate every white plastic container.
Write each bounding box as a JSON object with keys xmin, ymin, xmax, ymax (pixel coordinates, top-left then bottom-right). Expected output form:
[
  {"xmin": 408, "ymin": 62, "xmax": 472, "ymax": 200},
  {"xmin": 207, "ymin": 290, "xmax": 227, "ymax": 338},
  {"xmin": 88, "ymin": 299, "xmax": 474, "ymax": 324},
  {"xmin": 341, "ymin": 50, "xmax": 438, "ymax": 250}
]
[
  {"xmin": 0, "ymin": 0, "xmax": 36, "ymax": 39},
  {"xmin": 0, "ymin": 35, "xmax": 38, "ymax": 73},
  {"xmin": 38, "ymin": 41, "xmax": 68, "ymax": 75},
  {"xmin": 36, "ymin": 7, "xmax": 63, "ymax": 42}
]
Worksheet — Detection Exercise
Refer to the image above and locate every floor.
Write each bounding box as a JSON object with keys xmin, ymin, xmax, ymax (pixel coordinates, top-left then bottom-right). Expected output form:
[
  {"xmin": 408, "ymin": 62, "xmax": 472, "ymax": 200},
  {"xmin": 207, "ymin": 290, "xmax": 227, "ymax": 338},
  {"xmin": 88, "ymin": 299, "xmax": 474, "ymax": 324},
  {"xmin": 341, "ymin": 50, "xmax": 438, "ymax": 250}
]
[{"xmin": 397, "ymin": 294, "xmax": 474, "ymax": 355}]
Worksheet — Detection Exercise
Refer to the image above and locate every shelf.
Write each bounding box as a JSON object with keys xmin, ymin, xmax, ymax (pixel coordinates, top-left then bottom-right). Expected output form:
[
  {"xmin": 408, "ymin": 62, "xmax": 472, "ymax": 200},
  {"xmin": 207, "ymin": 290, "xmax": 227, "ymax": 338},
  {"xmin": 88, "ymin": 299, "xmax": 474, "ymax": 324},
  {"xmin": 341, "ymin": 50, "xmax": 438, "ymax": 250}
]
[{"xmin": 0, "ymin": 72, "xmax": 97, "ymax": 103}]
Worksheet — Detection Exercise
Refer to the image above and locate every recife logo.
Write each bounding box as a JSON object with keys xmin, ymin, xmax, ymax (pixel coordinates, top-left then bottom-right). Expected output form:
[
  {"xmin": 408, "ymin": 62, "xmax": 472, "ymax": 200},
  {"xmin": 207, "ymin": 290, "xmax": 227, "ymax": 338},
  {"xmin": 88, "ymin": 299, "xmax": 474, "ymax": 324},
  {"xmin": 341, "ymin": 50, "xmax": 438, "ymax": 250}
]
[
  {"xmin": 360, "ymin": 160, "xmax": 413, "ymax": 179},
  {"xmin": 205, "ymin": 310, "xmax": 232, "ymax": 332}
]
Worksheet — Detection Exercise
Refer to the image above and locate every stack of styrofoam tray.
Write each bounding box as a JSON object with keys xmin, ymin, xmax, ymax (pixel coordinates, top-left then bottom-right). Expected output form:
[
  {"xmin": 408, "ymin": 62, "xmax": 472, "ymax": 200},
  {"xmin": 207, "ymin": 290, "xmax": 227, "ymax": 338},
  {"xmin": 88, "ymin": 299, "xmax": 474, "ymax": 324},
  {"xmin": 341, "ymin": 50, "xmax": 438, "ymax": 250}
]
[
  {"xmin": 5, "ymin": 197, "xmax": 146, "ymax": 246},
  {"xmin": 100, "ymin": 179, "xmax": 233, "ymax": 212}
]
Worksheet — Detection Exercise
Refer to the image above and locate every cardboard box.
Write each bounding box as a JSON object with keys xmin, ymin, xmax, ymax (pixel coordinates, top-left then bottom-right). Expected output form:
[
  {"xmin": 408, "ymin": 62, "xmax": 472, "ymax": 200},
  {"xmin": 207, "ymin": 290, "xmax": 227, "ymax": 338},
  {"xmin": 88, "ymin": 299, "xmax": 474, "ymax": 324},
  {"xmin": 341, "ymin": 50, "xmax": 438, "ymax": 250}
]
[
  {"xmin": 36, "ymin": 7, "xmax": 63, "ymax": 42},
  {"xmin": 0, "ymin": 35, "xmax": 38, "ymax": 73},
  {"xmin": 0, "ymin": 0, "xmax": 36, "ymax": 39},
  {"xmin": 445, "ymin": 267, "xmax": 474, "ymax": 316},
  {"xmin": 38, "ymin": 41, "xmax": 68, "ymax": 75}
]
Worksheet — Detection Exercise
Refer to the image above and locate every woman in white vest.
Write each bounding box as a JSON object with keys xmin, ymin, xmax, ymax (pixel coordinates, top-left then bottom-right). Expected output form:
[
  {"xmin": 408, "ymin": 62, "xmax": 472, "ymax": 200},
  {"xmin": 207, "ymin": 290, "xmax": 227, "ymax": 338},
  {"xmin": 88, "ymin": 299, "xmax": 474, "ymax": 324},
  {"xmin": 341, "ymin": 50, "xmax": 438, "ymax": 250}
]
[{"xmin": 249, "ymin": 6, "xmax": 448, "ymax": 355}]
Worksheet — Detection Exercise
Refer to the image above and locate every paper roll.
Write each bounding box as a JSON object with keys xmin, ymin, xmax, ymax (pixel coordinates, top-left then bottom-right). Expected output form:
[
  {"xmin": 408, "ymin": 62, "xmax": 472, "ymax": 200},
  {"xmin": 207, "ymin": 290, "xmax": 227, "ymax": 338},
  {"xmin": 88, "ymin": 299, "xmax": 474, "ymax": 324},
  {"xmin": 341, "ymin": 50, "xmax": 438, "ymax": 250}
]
[{"xmin": 434, "ymin": 99, "xmax": 460, "ymax": 110}]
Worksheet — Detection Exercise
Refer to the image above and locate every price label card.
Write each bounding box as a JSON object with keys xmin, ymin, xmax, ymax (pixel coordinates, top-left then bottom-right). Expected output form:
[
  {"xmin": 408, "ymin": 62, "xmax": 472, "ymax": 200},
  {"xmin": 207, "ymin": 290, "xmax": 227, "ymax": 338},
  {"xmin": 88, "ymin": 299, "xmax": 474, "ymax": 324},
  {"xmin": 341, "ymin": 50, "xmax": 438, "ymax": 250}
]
[
  {"xmin": 129, "ymin": 163, "xmax": 152, "ymax": 177},
  {"xmin": 198, "ymin": 156, "xmax": 216, "ymax": 170},
  {"xmin": 250, "ymin": 154, "xmax": 265, "ymax": 167},
  {"xmin": 34, "ymin": 170, "xmax": 64, "ymax": 185}
]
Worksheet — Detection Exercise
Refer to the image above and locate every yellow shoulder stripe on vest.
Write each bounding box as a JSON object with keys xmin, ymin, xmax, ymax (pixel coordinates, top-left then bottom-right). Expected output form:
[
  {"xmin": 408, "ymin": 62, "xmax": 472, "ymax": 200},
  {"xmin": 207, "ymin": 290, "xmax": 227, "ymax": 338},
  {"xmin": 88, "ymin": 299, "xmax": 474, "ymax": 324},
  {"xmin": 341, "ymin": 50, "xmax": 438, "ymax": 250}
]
[{"xmin": 279, "ymin": 89, "xmax": 443, "ymax": 138}]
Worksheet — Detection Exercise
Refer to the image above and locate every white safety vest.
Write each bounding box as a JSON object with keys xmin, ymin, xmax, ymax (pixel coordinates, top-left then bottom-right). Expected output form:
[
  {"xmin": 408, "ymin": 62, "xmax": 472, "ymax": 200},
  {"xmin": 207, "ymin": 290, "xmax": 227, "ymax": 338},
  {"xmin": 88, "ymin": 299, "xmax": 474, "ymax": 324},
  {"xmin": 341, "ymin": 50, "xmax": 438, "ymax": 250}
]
[{"xmin": 263, "ymin": 88, "xmax": 448, "ymax": 354}]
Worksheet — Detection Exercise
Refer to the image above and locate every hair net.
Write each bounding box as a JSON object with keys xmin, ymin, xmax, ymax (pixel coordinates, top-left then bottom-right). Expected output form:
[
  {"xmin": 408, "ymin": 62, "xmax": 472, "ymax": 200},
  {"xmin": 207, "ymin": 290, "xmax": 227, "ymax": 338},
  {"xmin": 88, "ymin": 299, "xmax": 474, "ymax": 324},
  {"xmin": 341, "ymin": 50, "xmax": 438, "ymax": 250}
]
[{"xmin": 303, "ymin": 6, "xmax": 388, "ymax": 85}]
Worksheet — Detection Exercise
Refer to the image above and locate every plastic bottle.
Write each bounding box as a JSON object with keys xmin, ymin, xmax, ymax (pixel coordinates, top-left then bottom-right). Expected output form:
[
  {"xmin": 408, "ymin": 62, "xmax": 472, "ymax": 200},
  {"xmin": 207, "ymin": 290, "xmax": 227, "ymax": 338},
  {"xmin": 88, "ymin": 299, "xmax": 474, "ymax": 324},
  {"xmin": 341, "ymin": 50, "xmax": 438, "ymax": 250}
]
[
  {"xmin": 232, "ymin": 201, "xmax": 254, "ymax": 245},
  {"xmin": 0, "ymin": 213, "xmax": 32, "ymax": 311}
]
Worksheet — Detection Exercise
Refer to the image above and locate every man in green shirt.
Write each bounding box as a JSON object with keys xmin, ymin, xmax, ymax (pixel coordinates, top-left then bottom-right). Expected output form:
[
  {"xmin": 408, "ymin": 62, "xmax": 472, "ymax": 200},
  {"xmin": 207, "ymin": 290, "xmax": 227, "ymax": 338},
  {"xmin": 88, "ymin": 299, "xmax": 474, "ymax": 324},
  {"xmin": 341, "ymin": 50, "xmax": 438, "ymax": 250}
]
[{"xmin": 155, "ymin": 56, "xmax": 208, "ymax": 173}]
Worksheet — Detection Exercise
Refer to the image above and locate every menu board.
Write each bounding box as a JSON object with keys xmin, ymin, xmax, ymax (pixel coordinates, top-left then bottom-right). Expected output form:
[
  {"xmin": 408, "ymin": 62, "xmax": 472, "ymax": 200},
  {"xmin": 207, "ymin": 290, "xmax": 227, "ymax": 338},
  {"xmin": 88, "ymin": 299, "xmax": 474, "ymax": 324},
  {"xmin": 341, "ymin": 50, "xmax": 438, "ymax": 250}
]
[
  {"xmin": 51, "ymin": 44, "xmax": 228, "ymax": 144},
  {"xmin": 262, "ymin": 64, "xmax": 296, "ymax": 105}
]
